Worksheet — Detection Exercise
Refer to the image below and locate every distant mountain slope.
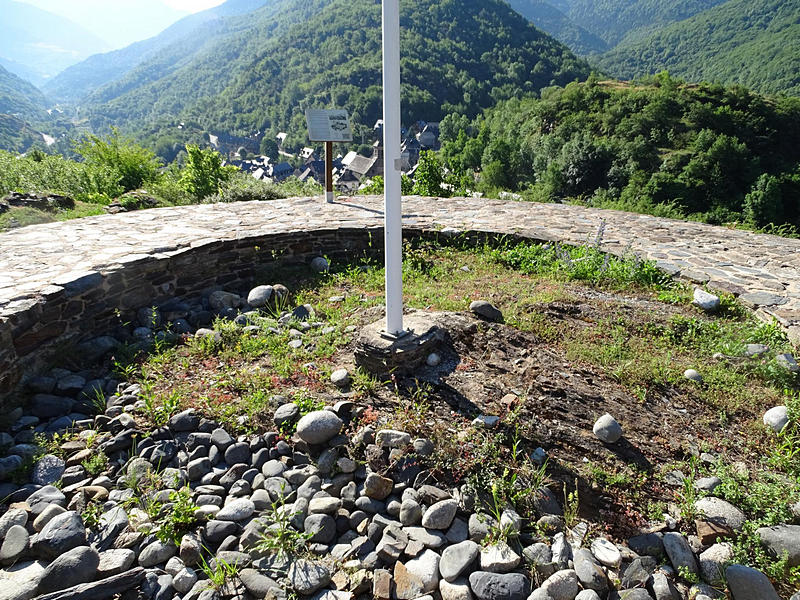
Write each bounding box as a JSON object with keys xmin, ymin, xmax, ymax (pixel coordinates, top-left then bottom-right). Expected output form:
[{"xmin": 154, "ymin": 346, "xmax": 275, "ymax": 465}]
[
  {"xmin": 43, "ymin": 0, "xmax": 269, "ymax": 102},
  {"xmin": 0, "ymin": 114, "xmax": 47, "ymax": 153},
  {"xmin": 81, "ymin": 0, "xmax": 590, "ymax": 152},
  {"xmin": 0, "ymin": 65, "xmax": 48, "ymax": 121},
  {"xmin": 506, "ymin": 0, "xmax": 608, "ymax": 54},
  {"xmin": 596, "ymin": 0, "xmax": 800, "ymax": 96},
  {"xmin": 558, "ymin": 0, "xmax": 727, "ymax": 47},
  {"xmin": 0, "ymin": 0, "xmax": 111, "ymax": 85}
]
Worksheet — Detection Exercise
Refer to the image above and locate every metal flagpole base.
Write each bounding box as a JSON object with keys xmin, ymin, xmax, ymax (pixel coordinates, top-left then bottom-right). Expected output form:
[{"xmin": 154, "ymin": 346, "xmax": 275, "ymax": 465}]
[
  {"xmin": 325, "ymin": 191, "xmax": 334, "ymax": 203},
  {"xmin": 379, "ymin": 328, "xmax": 410, "ymax": 341}
]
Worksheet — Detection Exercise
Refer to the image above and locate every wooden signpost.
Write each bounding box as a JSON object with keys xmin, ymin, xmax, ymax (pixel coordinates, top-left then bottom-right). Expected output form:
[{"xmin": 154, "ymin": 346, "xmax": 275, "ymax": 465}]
[{"xmin": 305, "ymin": 109, "xmax": 353, "ymax": 203}]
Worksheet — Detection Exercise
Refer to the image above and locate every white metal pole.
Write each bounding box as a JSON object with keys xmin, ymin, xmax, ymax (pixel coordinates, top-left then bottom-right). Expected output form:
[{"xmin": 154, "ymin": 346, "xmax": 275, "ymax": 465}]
[{"xmin": 382, "ymin": 0, "xmax": 404, "ymax": 335}]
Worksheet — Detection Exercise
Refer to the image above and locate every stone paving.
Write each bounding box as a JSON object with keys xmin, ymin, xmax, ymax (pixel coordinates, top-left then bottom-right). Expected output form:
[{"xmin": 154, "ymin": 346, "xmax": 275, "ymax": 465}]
[{"xmin": 2, "ymin": 195, "xmax": 799, "ymax": 341}]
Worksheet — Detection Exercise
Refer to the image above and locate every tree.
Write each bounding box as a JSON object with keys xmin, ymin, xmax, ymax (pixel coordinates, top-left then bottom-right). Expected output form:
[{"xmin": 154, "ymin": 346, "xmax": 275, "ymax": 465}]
[
  {"xmin": 412, "ymin": 150, "xmax": 446, "ymax": 197},
  {"xmin": 744, "ymin": 174, "xmax": 782, "ymax": 227},
  {"xmin": 76, "ymin": 127, "xmax": 162, "ymax": 192},
  {"xmin": 179, "ymin": 145, "xmax": 238, "ymax": 200},
  {"xmin": 260, "ymin": 137, "xmax": 278, "ymax": 158}
]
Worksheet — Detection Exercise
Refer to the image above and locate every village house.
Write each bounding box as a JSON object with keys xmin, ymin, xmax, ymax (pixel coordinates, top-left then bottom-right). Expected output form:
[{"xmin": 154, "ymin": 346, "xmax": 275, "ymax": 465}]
[
  {"xmin": 416, "ymin": 122, "xmax": 440, "ymax": 149},
  {"xmin": 300, "ymin": 147, "xmax": 318, "ymax": 162}
]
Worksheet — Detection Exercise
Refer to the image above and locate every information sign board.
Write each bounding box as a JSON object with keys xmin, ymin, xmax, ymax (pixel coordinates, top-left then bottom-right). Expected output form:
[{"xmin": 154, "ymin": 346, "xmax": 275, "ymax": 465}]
[{"xmin": 305, "ymin": 109, "xmax": 353, "ymax": 142}]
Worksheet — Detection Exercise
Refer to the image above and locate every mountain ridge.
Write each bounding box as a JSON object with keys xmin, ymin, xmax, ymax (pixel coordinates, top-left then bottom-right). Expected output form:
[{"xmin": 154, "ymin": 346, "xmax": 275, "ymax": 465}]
[
  {"xmin": 0, "ymin": 0, "xmax": 111, "ymax": 85},
  {"xmin": 506, "ymin": 0, "xmax": 608, "ymax": 54},
  {"xmin": 71, "ymin": 0, "xmax": 591, "ymax": 155},
  {"xmin": 0, "ymin": 64, "xmax": 48, "ymax": 121},
  {"xmin": 43, "ymin": 0, "xmax": 270, "ymax": 103}
]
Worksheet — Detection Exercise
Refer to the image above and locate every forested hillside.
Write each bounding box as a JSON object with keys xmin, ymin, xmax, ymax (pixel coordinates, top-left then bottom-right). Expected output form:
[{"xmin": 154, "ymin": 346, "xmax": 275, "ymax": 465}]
[
  {"xmin": 440, "ymin": 75, "xmax": 800, "ymax": 229},
  {"xmin": 43, "ymin": 0, "xmax": 269, "ymax": 103},
  {"xmin": 556, "ymin": 0, "xmax": 726, "ymax": 47},
  {"xmin": 596, "ymin": 0, "xmax": 800, "ymax": 97},
  {"xmin": 0, "ymin": 114, "xmax": 47, "ymax": 154},
  {"xmin": 505, "ymin": 0, "xmax": 607, "ymax": 54},
  {"xmin": 74, "ymin": 0, "xmax": 589, "ymax": 157},
  {"xmin": 506, "ymin": 0, "xmax": 799, "ymax": 98},
  {"xmin": 0, "ymin": 65, "xmax": 47, "ymax": 121}
]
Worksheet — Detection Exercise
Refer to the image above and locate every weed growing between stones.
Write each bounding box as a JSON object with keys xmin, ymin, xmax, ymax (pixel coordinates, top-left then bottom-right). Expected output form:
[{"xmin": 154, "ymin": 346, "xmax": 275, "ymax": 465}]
[
  {"xmin": 562, "ymin": 479, "xmax": 580, "ymax": 530},
  {"xmin": 198, "ymin": 552, "xmax": 241, "ymax": 589},
  {"xmin": 81, "ymin": 500, "xmax": 104, "ymax": 529},
  {"xmin": 253, "ymin": 492, "xmax": 313, "ymax": 559},
  {"xmin": 158, "ymin": 486, "xmax": 201, "ymax": 545},
  {"xmin": 81, "ymin": 450, "xmax": 108, "ymax": 476}
]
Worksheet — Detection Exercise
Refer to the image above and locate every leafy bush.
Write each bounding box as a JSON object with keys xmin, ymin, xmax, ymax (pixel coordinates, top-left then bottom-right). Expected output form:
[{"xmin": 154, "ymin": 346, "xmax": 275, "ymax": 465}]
[
  {"xmin": 744, "ymin": 174, "xmax": 783, "ymax": 227},
  {"xmin": 147, "ymin": 166, "xmax": 192, "ymax": 206},
  {"xmin": 413, "ymin": 150, "xmax": 446, "ymax": 197},
  {"xmin": 272, "ymin": 176, "xmax": 323, "ymax": 197},
  {"xmin": 204, "ymin": 173, "xmax": 284, "ymax": 203},
  {"xmin": 76, "ymin": 128, "xmax": 162, "ymax": 193},
  {"xmin": 359, "ymin": 174, "xmax": 414, "ymax": 195},
  {"xmin": 0, "ymin": 149, "xmax": 123, "ymax": 201},
  {"xmin": 179, "ymin": 145, "xmax": 238, "ymax": 200}
]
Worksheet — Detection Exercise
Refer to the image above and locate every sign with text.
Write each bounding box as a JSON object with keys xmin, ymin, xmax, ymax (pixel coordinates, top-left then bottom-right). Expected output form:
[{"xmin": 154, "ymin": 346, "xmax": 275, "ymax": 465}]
[{"xmin": 305, "ymin": 109, "xmax": 353, "ymax": 142}]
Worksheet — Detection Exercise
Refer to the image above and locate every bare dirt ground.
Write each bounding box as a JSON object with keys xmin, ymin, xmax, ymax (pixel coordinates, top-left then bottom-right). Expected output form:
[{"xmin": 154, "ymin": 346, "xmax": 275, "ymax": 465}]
[{"xmin": 326, "ymin": 288, "xmax": 771, "ymax": 541}]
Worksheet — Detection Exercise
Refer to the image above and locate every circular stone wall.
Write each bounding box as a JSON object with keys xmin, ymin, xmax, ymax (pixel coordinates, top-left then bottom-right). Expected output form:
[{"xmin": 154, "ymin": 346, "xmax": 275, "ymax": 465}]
[{"xmin": 2, "ymin": 195, "xmax": 799, "ymax": 414}]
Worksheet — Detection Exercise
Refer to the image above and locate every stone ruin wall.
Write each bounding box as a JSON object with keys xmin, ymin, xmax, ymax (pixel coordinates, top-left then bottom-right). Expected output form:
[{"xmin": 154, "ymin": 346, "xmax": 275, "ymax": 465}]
[{"xmin": 0, "ymin": 227, "xmax": 394, "ymax": 415}]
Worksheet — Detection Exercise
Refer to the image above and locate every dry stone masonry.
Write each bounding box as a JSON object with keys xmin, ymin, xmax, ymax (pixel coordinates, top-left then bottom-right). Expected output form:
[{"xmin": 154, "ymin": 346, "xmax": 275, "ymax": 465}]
[
  {"xmin": 3, "ymin": 195, "xmax": 800, "ymax": 410},
  {"xmin": 0, "ymin": 375, "xmax": 795, "ymax": 600}
]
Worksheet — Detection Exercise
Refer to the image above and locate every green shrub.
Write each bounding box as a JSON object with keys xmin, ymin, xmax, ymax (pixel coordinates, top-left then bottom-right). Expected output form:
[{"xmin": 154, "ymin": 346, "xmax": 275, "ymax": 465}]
[
  {"xmin": 273, "ymin": 176, "xmax": 322, "ymax": 197},
  {"xmin": 744, "ymin": 174, "xmax": 783, "ymax": 227},
  {"xmin": 205, "ymin": 173, "xmax": 284, "ymax": 203},
  {"xmin": 76, "ymin": 128, "xmax": 162, "ymax": 193},
  {"xmin": 179, "ymin": 145, "xmax": 238, "ymax": 200},
  {"xmin": 148, "ymin": 167, "xmax": 192, "ymax": 206},
  {"xmin": 0, "ymin": 150, "xmax": 123, "ymax": 200},
  {"xmin": 359, "ymin": 176, "xmax": 384, "ymax": 195},
  {"xmin": 413, "ymin": 150, "xmax": 446, "ymax": 197},
  {"xmin": 358, "ymin": 174, "xmax": 414, "ymax": 195}
]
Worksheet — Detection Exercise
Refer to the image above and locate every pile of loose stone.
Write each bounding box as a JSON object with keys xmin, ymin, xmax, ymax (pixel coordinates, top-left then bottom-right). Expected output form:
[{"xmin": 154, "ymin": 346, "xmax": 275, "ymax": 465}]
[
  {"xmin": 2, "ymin": 388, "xmax": 799, "ymax": 600},
  {"xmin": 1, "ymin": 281, "xmax": 799, "ymax": 600}
]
